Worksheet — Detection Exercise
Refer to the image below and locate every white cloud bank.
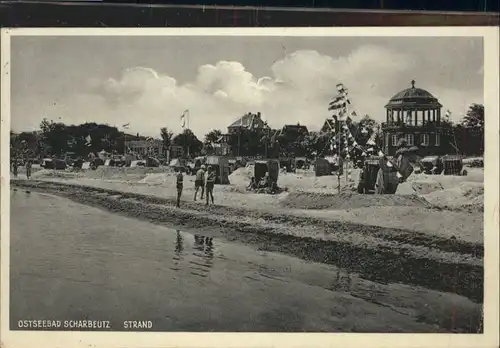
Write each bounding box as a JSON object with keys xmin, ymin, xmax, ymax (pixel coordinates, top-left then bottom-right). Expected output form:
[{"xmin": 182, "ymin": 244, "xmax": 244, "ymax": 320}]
[{"xmin": 13, "ymin": 45, "xmax": 483, "ymax": 138}]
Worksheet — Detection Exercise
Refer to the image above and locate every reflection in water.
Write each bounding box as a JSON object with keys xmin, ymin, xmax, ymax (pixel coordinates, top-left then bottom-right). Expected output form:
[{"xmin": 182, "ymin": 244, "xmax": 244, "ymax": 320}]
[
  {"xmin": 175, "ymin": 230, "xmax": 184, "ymax": 256},
  {"xmin": 171, "ymin": 230, "xmax": 184, "ymax": 271},
  {"xmin": 189, "ymin": 234, "xmax": 215, "ymax": 278}
]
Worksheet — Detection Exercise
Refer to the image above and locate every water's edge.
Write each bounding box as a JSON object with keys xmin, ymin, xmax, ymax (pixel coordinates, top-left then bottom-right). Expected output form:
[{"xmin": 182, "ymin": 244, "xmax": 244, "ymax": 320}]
[{"xmin": 11, "ymin": 180, "xmax": 484, "ymax": 304}]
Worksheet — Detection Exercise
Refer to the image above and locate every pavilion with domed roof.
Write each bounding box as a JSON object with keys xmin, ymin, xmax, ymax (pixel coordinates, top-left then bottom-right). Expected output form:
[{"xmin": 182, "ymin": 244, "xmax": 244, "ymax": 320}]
[{"xmin": 382, "ymin": 80, "xmax": 446, "ymax": 157}]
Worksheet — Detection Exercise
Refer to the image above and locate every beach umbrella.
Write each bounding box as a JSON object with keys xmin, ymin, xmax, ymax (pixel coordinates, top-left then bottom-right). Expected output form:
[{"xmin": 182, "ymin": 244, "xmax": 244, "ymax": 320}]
[{"xmin": 395, "ymin": 147, "xmax": 409, "ymax": 156}]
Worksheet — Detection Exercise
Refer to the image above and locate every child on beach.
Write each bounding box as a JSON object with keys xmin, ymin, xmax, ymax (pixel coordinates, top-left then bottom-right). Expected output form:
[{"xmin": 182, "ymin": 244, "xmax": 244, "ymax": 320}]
[
  {"xmin": 25, "ymin": 159, "xmax": 32, "ymax": 180},
  {"xmin": 205, "ymin": 166, "xmax": 215, "ymax": 206},
  {"xmin": 194, "ymin": 165, "xmax": 206, "ymax": 201},
  {"xmin": 12, "ymin": 158, "xmax": 18, "ymax": 178}
]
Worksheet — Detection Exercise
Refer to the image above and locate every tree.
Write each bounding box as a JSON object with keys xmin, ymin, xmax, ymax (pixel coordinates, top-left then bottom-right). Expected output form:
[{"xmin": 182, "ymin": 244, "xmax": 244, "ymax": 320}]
[
  {"xmin": 36, "ymin": 119, "xmax": 125, "ymax": 158},
  {"xmin": 38, "ymin": 119, "xmax": 69, "ymax": 156},
  {"xmin": 160, "ymin": 127, "xmax": 174, "ymax": 154},
  {"xmin": 460, "ymin": 103, "xmax": 484, "ymax": 155},
  {"xmin": 461, "ymin": 104, "xmax": 484, "ymax": 130},
  {"xmin": 204, "ymin": 129, "xmax": 222, "ymax": 146},
  {"xmin": 355, "ymin": 115, "xmax": 382, "ymax": 147},
  {"xmin": 203, "ymin": 129, "xmax": 222, "ymax": 154},
  {"xmin": 172, "ymin": 129, "xmax": 203, "ymax": 157},
  {"xmin": 301, "ymin": 132, "xmax": 331, "ymax": 158}
]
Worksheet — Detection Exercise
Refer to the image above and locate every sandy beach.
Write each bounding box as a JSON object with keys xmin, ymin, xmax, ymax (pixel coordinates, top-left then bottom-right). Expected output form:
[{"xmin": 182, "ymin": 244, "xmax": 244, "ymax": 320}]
[{"xmin": 11, "ymin": 165, "xmax": 484, "ymax": 303}]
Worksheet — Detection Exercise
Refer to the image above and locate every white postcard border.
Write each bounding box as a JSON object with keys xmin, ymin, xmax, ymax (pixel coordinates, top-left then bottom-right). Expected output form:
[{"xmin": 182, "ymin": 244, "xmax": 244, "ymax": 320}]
[{"xmin": 1, "ymin": 26, "xmax": 498, "ymax": 348}]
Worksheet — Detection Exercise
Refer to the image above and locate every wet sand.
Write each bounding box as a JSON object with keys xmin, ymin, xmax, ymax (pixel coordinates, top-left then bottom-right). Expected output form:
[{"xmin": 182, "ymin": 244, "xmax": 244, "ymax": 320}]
[{"xmin": 11, "ymin": 179, "xmax": 484, "ymax": 304}]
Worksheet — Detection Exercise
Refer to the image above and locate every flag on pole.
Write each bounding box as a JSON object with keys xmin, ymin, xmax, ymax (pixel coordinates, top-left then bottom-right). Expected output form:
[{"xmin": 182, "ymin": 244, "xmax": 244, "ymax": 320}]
[
  {"xmin": 328, "ymin": 85, "xmax": 350, "ymax": 111},
  {"xmin": 180, "ymin": 110, "xmax": 188, "ymax": 129},
  {"xmin": 328, "ymin": 98, "xmax": 350, "ymax": 111},
  {"xmin": 122, "ymin": 123, "xmax": 130, "ymax": 129},
  {"xmin": 325, "ymin": 118, "xmax": 335, "ymax": 131}
]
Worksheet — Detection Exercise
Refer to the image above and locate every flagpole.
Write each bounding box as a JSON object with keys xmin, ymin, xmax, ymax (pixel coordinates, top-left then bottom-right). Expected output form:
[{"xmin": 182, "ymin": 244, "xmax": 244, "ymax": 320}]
[
  {"xmin": 122, "ymin": 123, "xmax": 130, "ymax": 156},
  {"xmin": 344, "ymin": 94, "xmax": 348, "ymax": 184},
  {"xmin": 187, "ymin": 110, "xmax": 190, "ymax": 158},
  {"xmin": 337, "ymin": 117, "xmax": 341, "ymax": 194}
]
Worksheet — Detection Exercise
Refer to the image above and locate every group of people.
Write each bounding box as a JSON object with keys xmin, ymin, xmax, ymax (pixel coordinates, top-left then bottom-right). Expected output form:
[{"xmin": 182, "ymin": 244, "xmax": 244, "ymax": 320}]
[
  {"xmin": 11, "ymin": 158, "xmax": 32, "ymax": 180},
  {"xmin": 373, "ymin": 139, "xmax": 424, "ymax": 194},
  {"xmin": 175, "ymin": 164, "xmax": 216, "ymax": 207},
  {"xmin": 246, "ymin": 173, "xmax": 278, "ymax": 193}
]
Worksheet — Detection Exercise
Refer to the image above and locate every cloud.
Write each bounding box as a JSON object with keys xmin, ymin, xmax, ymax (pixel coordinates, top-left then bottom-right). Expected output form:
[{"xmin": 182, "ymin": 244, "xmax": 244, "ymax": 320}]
[{"xmin": 12, "ymin": 45, "xmax": 482, "ymax": 139}]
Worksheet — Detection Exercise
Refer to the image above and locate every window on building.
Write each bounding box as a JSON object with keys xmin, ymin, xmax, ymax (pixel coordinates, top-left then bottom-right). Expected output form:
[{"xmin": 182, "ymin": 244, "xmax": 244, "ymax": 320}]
[
  {"xmin": 405, "ymin": 111, "xmax": 413, "ymax": 126},
  {"xmin": 404, "ymin": 134, "xmax": 414, "ymax": 146},
  {"xmin": 417, "ymin": 111, "xmax": 424, "ymax": 126},
  {"xmin": 421, "ymin": 133, "xmax": 429, "ymax": 146},
  {"xmin": 391, "ymin": 135, "xmax": 398, "ymax": 146},
  {"xmin": 435, "ymin": 133, "xmax": 440, "ymax": 146}
]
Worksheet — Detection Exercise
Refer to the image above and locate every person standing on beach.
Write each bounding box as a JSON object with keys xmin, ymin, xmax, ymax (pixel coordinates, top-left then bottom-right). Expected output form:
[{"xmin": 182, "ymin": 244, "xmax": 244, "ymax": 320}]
[
  {"xmin": 176, "ymin": 169, "xmax": 184, "ymax": 208},
  {"xmin": 194, "ymin": 165, "xmax": 206, "ymax": 201},
  {"xmin": 205, "ymin": 165, "xmax": 215, "ymax": 206},
  {"xmin": 12, "ymin": 158, "xmax": 18, "ymax": 178},
  {"xmin": 25, "ymin": 159, "xmax": 32, "ymax": 180}
]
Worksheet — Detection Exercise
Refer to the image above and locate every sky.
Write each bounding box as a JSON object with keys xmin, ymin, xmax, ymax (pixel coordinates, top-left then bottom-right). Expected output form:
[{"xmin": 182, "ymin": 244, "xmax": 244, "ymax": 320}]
[{"xmin": 11, "ymin": 35, "xmax": 483, "ymax": 139}]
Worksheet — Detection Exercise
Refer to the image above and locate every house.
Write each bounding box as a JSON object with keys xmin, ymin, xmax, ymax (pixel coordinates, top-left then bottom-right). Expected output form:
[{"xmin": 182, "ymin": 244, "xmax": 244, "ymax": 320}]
[
  {"xmin": 227, "ymin": 112, "xmax": 266, "ymax": 134},
  {"xmin": 275, "ymin": 123, "xmax": 309, "ymax": 157},
  {"xmin": 278, "ymin": 124, "xmax": 309, "ymax": 143},
  {"xmin": 124, "ymin": 139, "xmax": 166, "ymax": 157}
]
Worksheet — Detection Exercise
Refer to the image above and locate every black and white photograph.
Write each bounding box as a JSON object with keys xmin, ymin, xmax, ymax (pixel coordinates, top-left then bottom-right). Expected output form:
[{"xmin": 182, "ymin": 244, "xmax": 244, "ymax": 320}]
[{"xmin": 1, "ymin": 28, "xmax": 498, "ymax": 348}]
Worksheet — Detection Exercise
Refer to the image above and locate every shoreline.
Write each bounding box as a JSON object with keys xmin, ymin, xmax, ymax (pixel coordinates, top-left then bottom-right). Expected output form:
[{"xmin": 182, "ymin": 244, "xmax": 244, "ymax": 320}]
[{"xmin": 11, "ymin": 179, "xmax": 484, "ymax": 303}]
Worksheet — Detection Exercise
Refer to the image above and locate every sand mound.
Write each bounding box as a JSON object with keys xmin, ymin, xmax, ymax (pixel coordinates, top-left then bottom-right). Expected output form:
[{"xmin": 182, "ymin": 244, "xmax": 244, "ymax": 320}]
[
  {"xmin": 421, "ymin": 182, "xmax": 484, "ymax": 211},
  {"xmin": 228, "ymin": 166, "xmax": 254, "ymax": 188},
  {"xmin": 84, "ymin": 166, "xmax": 170, "ymax": 181},
  {"xmin": 31, "ymin": 169, "xmax": 81, "ymax": 179},
  {"xmin": 32, "ymin": 166, "xmax": 177, "ymax": 184},
  {"xmin": 460, "ymin": 182, "xmax": 484, "ymax": 197},
  {"xmin": 397, "ymin": 179, "xmax": 441, "ymax": 195},
  {"xmin": 228, "ymin": 166, "xmax": 359, "ymax": 194},
  {"xmin": 410, "ymin": 180, "xmax": 444, "ymax": 195},
  {"xmin": 138, "ymin": 172, "xmax": 177, "ymax": 185},
  {"xmin": 279, "ymin": 191, "xmax": 428, "ymax": 210},
  {"xmin": 279, "ymin": 174, "xmax": 348, "ymax": 194}
]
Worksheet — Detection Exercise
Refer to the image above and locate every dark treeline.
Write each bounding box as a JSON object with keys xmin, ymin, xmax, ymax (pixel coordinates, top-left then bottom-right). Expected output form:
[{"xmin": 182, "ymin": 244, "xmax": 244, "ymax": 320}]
[{"xmin": 11, "ymin": 103, "xmax": 484, "ymax": 160}]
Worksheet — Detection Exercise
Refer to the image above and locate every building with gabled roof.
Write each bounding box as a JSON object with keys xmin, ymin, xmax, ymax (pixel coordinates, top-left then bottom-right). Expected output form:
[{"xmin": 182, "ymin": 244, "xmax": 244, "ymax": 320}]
[{"xmin": 227, "ymin": 112, "xmax": 266, "ymax": 134}]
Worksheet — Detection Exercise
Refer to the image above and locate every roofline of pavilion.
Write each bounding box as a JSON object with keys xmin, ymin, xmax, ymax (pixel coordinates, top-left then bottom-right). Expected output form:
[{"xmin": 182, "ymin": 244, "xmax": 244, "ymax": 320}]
[{"xmin": 384, "ymin": 102, "xmax": 443, "ymax": 109}]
